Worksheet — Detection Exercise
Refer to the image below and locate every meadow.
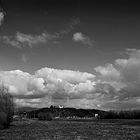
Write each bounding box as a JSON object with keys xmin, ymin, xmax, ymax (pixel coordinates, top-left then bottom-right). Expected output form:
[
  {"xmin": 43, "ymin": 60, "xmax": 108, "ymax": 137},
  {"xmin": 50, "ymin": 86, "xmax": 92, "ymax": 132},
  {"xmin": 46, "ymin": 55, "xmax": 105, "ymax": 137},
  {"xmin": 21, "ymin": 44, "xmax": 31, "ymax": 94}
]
[{"xmin": 0, "ymin": 119, "xmax": 140, "ymax": 140}]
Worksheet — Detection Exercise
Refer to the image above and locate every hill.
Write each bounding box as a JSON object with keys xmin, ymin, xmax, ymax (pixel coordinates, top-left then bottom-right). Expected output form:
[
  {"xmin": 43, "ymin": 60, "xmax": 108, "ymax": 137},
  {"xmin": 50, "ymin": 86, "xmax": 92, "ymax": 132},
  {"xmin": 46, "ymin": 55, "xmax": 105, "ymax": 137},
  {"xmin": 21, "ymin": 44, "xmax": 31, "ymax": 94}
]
[{"xmin": 27, "ymin": 106, "xmax": 106, "ymax": 119}]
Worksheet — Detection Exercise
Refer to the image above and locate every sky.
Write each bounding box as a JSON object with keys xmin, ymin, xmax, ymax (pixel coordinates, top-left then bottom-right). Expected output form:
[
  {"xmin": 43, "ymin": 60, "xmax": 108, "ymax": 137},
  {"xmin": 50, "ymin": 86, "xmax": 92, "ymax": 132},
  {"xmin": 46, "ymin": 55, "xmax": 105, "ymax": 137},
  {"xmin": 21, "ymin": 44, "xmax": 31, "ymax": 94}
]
[{"xmin": 0, "ymin": 0, "xmax": 140, "ymax": 110}]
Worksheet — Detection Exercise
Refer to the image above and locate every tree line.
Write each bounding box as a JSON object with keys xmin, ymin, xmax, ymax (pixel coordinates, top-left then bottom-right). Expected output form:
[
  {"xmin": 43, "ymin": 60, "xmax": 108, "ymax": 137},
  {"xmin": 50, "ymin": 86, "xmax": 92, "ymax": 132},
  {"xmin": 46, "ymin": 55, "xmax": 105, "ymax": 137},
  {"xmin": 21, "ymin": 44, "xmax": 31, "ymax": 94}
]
[
  {"xmin": 27, "ymin": 107, "xmax": 140, "ymax": 120},
  {"xmin": 0, "ymin": 86, "xmax": 14, "ymax": 129},
  {"xmin": 99, "ymin": 110, "xmax": 140, "ymax": 119}
]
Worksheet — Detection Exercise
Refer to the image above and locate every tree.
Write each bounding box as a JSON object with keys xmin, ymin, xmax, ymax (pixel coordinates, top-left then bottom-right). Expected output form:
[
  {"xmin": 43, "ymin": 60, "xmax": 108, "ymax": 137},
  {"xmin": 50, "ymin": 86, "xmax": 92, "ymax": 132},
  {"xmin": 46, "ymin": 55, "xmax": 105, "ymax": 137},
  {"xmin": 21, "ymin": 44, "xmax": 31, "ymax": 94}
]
[
  {"xmin": 0, "ymin": 86, "xmax": 14, "ymax": 128},
  {"xmin": 38, "ymin": 112, "xmax": 53, "ymax": 121}
]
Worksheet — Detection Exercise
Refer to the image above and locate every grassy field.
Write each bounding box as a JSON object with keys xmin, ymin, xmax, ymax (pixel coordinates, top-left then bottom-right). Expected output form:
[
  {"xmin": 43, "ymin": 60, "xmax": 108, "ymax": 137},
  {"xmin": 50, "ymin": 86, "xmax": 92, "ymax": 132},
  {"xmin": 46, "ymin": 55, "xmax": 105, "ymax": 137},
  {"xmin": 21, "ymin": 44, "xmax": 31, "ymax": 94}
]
[{"xmin": 0, "ymin": 119, "xmax": 140, "ymax": 140}]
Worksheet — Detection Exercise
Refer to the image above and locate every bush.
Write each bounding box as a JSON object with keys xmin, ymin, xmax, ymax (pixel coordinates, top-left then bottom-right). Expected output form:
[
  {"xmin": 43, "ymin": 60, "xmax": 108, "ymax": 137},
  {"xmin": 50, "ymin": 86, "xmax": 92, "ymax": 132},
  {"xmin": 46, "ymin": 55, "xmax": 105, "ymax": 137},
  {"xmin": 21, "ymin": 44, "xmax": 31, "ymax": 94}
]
[
  {"xmin": 99, "ymin": 110, "xmax": 140, "ymax": 119},
  {"xmin": 38, "ymin": 112, "xmax": 53, "ymax": 121},
  {"xmin": 0, "ymin": 86, "xmax": 14, "ymax": 129},
  {"xmin": 0, "ymin": 112, "xmax": 7, "ymax": 129}
]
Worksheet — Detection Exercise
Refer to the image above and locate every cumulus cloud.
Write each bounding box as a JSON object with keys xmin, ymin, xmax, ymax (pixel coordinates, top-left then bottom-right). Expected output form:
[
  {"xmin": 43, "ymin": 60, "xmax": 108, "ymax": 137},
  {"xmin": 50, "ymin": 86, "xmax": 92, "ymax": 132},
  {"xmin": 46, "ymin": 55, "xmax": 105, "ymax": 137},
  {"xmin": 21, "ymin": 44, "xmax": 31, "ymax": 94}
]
[
  {"xmin": 94, "ymin": 49, "xmax": 140, "ymax": 109},
  {"xmin": 0, "ymin": 67, "xmax": 97, "ymax": 108},
  {"xmin": 95, "ymin": 64, "xmax": 120, "ymax": 81},
  {"xmin": 115, "ymin": 49, "xmax": 140, "ymax": 83},
  {"xmin": 73, "ymin": 32, "xmax": 95, "ymax": 47},
  {"xmin": 36, "ymin": 67, "xmax": 95, "ymax": 84},
  {"xmin": 0, "ymin": 66, "xmax": 125, "ymax": 109},
  {"xmin": 1, "ymin": 49, "xmax": 140, "ymax": 110}
]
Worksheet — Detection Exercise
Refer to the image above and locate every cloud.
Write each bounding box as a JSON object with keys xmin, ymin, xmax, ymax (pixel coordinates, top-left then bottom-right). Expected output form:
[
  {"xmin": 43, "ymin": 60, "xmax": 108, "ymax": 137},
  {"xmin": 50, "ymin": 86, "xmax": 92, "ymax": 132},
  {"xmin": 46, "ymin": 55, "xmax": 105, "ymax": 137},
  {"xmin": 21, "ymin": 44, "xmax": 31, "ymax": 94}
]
[
  {"xmin": 1, "ymin": 18, "xmax": 80, "ymax": 48},
  {"xmin": 94, "ymin": 49, "xmax": 140, "ymax": 109},
  {"xmin": 73, "ymin": 32, "xmax": 95, "ymax": 47},
  {"xmin": 54, "ymin": 18, "xmax": 80, "ymax": 37},
  {"xmin": 36, "ymin": 67, "xmax": 95, "ymax": 84},
  {"xmin": 0, "ymin": 65, "xmax": 128, "ymax": 110},
  {"xmin": 2, "ymin": 32, "xmax": 55, "ymax": 49},
  {"xmin": 115, "ymin": 49, "xmax": 140, "ymax": 83},
  {"xmin": 0, "ymin": 11, "xmax": 4, "ymax": 26},
  {"xmin": 1, "ymin": 49, "xmax": 140, "ymax": 110},
  {"xmin": 95, "ymin": 64, "xmax": 120, "ymax": 82},
  {"xmin": 0, "ymin": 67, "xmax": 97, "ymax": 108}
]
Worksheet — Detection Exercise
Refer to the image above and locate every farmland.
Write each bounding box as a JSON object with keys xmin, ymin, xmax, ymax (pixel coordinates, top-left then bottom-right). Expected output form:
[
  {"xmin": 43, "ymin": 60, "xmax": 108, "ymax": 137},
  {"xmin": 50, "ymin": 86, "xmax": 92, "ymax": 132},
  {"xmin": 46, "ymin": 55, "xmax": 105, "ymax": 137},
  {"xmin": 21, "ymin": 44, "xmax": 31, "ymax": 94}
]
[{"xmin": 0, "ymin": 119, "xmax": 140, "ymax": 140}]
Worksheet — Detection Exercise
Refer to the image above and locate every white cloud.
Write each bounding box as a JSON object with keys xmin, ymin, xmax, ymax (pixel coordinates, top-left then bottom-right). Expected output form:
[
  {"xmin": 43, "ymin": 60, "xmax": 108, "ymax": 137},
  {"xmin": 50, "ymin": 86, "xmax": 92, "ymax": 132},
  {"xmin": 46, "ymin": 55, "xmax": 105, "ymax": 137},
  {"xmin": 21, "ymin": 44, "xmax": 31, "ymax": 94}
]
[
  {"xmin": 94, "ymin": 49, "xmax": 140, "ymax": 109},
  {"xmin": 65, "ymin": 98, "xmax": 99, "ymax": 109},
  {"xmin": 73, "ymin": 32, "xmax": 94, "ymax": 47},
  {"xmin": 36, "ymin": 67, "xmax": 95, "ymax": 84},
  {"xmin": 73, "ymin": 32, "xmax": 84, "ymax": 41},
  {"xmin": 1, "ymin": 18, "xmax": 80, "ymax": 48},
  {"xmin": 2, "ymin": 32, "xmax": 54, "ymax": 49},
  {"xmin": 1, "ymin": 49, "xmax": 140, "ymax": 110},
  {"xmin": 115, "ymin": 49, "xmax": 140, "ymax": 83},
  {"xmin": 0, "ymin": 67, "xmax": 97, "ymax": 108},
  {"xmin": 95, "ymin": 64, "xmax": 120, "ymax": 81}
]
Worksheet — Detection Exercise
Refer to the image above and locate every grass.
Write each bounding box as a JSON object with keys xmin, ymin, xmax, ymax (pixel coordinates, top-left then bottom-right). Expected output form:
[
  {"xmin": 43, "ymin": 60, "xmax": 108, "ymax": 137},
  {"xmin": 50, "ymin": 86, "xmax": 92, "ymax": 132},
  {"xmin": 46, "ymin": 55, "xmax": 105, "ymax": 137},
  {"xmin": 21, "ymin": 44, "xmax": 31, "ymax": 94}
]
[{"xmin": 0, "ymin": 119, "xmax": 140, "ymax": 140}]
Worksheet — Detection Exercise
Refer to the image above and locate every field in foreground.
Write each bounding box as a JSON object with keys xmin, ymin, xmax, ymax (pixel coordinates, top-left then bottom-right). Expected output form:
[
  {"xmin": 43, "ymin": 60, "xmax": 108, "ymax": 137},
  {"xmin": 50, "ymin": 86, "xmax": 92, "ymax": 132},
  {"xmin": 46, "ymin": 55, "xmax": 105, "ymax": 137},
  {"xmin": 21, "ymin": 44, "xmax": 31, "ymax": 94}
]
[{"xmin": 0, "ymin": 119, "xmax": 140, "ymax": 140}]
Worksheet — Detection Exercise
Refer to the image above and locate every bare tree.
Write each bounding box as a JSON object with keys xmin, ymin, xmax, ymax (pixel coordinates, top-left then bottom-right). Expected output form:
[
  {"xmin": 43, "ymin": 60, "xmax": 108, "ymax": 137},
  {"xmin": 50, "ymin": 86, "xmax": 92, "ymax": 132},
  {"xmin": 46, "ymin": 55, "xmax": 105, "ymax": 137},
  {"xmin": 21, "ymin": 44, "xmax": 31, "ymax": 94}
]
[{"xmin": 0, "ymin": 86, "xmax": 14, "ymax": 128}]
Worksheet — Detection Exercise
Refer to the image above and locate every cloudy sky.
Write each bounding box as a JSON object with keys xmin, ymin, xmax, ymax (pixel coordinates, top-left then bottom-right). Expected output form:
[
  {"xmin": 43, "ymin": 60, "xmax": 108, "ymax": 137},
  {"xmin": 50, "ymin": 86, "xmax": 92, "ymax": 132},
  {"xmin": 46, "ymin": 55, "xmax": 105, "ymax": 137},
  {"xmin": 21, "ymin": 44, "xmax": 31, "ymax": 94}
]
[{"xmin": 0, "ymin": 0, "xmax": 140, "ymax": 110}]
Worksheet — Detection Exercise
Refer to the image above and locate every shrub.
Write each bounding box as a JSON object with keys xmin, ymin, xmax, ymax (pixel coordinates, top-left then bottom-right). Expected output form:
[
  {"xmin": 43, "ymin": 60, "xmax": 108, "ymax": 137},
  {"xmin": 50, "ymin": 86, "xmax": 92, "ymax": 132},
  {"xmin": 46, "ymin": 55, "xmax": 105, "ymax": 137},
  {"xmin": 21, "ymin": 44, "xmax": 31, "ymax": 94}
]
[
  {"xmin": 99, "ymin": 110, "xmax": 140, "ymax": 119},
  {"xmin": 38, "ymin": 112, "xmax": 53, "ymax": 121},
  {"xmin": 0, "ymin": 112, "xmax": 7, "ymax": 129},
  {"xmin": 0, "ymin": 86, "xmax": 14, "ymax": 129}
]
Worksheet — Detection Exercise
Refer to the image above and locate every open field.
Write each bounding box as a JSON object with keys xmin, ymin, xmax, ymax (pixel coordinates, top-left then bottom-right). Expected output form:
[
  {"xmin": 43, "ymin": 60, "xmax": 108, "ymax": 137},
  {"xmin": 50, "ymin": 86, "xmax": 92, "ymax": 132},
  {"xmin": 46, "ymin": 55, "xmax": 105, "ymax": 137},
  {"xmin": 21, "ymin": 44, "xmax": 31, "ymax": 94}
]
[{"xmin": 0, "ymin": 119, "xmax": 140, "ymax": 140}]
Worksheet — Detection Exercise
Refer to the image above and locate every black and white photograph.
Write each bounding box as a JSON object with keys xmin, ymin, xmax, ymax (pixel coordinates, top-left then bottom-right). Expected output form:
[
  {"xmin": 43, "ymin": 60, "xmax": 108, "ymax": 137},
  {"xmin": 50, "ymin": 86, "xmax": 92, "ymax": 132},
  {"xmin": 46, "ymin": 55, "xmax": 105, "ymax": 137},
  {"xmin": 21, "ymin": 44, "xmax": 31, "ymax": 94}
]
[{"xmin": 0, "ymin": 0, "xmax": 140, "ymax": 139}]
